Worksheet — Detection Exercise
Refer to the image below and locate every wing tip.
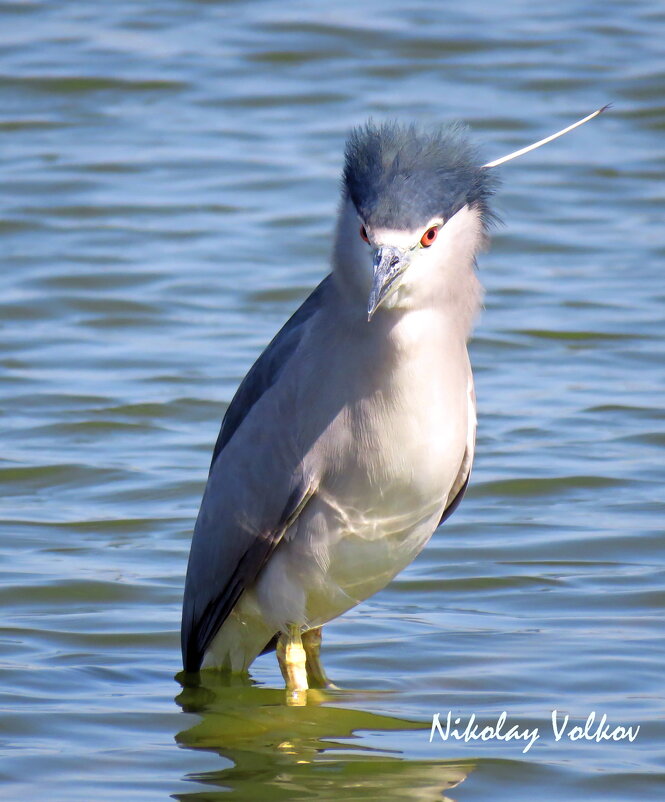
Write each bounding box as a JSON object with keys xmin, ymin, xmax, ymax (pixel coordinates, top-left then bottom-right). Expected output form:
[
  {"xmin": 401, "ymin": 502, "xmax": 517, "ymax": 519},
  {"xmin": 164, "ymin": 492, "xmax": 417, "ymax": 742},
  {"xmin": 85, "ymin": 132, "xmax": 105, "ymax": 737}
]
[{"xmin": 181, "ymin": 605, "xmax": 204, "ymax": 673}]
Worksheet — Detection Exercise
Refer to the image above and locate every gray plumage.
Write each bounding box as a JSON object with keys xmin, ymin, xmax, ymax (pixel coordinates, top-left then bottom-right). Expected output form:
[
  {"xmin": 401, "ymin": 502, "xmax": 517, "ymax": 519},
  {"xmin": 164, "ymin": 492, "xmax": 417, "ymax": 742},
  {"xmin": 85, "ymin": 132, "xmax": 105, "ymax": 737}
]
[
  {"xmin": 182, "ymin": 121, "xmax": 496, "ymax": 676},
  {"xmin": 208, "ymin": 277, "xmax": 332, "ymax": 470},
  {"xmin": 183, "ymin": 280, "xmax": 329, "ymax": 670}
]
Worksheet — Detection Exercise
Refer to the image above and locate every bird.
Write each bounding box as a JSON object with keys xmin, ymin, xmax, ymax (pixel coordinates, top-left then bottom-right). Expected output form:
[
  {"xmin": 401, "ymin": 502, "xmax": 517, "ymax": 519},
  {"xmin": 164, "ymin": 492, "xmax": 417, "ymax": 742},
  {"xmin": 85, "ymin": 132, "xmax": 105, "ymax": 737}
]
[{"xmin": 181, "ymin": 108, "xmax": 607, "ymax": 702}]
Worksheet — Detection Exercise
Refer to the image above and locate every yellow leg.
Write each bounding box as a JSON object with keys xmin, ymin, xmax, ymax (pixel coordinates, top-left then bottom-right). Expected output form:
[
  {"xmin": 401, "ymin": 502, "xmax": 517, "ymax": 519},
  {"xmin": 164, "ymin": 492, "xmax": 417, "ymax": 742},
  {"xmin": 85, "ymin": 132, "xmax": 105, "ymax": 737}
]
[
  {"xmin": 277, "ymin": 624, "xmax": 308, "ymax": 705},
  {"xmin": 302, "ymin": 626, "xmax": 335, "ymax": 689}
]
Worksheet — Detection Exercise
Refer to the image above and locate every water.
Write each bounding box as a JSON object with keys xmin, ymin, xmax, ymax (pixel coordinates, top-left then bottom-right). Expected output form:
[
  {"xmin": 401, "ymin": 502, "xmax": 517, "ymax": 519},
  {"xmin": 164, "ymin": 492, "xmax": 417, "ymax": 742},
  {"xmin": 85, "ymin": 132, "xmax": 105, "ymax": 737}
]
[{"xmin": 1, "ymin": 1, "xmax": 663, "ymax": 799}]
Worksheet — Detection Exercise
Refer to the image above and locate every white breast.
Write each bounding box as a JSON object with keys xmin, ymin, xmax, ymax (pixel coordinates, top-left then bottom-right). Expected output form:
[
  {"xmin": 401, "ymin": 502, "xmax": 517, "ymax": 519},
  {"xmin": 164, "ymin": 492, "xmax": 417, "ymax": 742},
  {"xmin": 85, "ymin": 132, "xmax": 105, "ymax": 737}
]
[{"xmin": 256, "ymin": 310, "xmax": 475, "ymax": 631}]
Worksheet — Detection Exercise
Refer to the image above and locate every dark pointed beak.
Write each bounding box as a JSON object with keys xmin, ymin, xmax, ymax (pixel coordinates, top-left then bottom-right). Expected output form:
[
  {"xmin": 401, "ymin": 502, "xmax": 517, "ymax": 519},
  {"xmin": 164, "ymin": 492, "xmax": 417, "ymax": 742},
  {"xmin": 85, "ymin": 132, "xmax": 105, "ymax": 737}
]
[{"xmin": 367, "ymin": 246, "xmax": 412, "ymax": 321}]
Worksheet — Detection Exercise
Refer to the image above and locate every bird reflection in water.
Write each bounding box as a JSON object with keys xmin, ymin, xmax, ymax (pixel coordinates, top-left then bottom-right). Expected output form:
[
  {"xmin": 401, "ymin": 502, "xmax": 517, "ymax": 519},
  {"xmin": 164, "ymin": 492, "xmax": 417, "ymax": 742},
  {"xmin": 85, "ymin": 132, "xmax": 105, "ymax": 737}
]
[{"xmin": 174, "ymin": 670, "xmax": 472, "ymax": 801}]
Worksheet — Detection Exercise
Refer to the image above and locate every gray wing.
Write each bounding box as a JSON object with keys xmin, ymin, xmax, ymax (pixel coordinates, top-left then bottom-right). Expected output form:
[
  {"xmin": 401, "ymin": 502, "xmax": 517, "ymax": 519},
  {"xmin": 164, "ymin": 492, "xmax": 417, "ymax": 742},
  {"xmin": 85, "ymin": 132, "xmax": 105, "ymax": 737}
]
[
  {"xmin": 438, "ymin": 373, "xmax": 476, "ymax": 527},
  {"xmin": 438, "ymin": 471, "xmax": 470, "ymax": 526},
  {"xmin": 181, "ymin": 277, "xmax": 330, "ymax": 672},
  {"xmin": 209, "ymin": 275, "xmax": 332, "ymax": 469},
  {"xmin": 182, "ymin": 472, "xmax": 313, "ymax": 672}
]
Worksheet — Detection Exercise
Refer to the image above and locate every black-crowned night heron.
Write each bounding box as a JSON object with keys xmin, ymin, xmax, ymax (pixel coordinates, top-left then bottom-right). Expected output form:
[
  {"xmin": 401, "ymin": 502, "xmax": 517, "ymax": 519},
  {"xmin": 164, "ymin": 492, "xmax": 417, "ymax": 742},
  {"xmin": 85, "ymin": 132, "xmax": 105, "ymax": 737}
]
[{"xmin": 181, "ymin": 108, "xmax": 607, "ymax": 702}]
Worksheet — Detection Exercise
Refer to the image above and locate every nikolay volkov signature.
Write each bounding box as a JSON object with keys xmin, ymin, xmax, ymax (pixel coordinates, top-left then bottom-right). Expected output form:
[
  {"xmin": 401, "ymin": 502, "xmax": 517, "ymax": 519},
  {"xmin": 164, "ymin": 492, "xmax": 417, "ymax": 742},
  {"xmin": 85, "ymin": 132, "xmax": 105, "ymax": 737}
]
[{"xmin": 430, "ymin": 710, "xmax": 640, "ymax": 754}]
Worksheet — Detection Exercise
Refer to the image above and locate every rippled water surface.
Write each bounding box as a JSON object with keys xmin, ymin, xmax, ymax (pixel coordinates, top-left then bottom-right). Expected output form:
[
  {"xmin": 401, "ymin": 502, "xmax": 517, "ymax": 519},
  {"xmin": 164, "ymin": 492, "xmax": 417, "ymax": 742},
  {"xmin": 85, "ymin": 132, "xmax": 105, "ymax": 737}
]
[{"xmin": 1, "ymin": 1, "xmax": 664, "ymax": 800}]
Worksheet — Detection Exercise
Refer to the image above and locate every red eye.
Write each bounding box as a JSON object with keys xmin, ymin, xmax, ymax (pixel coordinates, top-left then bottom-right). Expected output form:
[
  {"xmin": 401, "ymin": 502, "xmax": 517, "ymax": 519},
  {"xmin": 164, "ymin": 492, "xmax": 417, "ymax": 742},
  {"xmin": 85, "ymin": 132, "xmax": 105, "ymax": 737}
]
[
  {"xmin": 360, "ymin": 225, "xmax": 369, "ymax": 243},
  {"xmin": 420, "ymin": 226, "xmax": 438, "ymax": 247}
]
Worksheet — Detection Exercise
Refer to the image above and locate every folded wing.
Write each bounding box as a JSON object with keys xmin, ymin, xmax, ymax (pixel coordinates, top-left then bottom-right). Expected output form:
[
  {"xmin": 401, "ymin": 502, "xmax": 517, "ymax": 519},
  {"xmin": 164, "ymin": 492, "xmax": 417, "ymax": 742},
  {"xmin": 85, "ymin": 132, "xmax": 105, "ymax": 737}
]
[{"xmin": 181, "ymin": 278, "xmax": 330, "ymax": 672}]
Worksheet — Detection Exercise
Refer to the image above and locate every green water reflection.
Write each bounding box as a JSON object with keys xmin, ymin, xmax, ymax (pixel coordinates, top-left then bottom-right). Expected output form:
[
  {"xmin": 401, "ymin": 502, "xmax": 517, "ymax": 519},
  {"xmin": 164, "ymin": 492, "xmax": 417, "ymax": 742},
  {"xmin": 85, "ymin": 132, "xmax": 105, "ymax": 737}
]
[{"xmin": 175, "ymin": 672, "xmax": 472, "ymax": 801}]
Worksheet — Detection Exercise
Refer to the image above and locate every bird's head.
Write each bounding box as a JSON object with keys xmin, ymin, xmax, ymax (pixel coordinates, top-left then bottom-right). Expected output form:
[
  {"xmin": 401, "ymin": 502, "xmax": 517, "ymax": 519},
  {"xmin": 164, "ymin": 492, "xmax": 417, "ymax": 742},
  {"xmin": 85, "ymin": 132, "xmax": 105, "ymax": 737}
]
[{"xmin": 333, "ymin": 121, "xmax": 498, "ymax": 323}]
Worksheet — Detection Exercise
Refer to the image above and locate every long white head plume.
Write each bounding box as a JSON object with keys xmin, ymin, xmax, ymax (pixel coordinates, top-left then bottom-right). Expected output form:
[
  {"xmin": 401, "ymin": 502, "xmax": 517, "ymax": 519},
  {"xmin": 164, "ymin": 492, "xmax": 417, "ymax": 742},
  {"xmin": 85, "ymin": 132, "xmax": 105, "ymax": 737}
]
[{"xmin": 483, "ymin": 104, "xmax": 611, "ymax": 169}]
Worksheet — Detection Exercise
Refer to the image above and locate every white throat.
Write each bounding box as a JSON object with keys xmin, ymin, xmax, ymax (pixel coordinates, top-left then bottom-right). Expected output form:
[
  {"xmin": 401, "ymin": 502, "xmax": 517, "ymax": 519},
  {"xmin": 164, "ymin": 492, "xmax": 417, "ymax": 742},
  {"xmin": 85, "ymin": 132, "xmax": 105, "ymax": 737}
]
[{"xmin": 332, "ymin": 198, "xmax": 487, "ymax": 342}]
